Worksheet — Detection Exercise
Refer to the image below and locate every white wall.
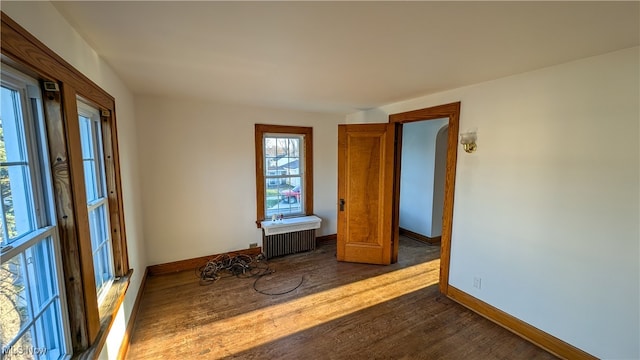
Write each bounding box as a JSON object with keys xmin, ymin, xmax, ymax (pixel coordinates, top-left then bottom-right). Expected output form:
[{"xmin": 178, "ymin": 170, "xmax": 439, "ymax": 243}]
[
  {"xmin": 348, "ymin": 47, "xmax": 640, "ymax": 359},
  {"xmin": 399, "ymin": 119, "xmax": 447, "ymax": 237},
  {"xmin": 135, "ymin": 95, "xmax": 341, "ymax": 265},
  {"xmin": 2, "ymin": 2, "xmax": 147, "ymax": 359}
]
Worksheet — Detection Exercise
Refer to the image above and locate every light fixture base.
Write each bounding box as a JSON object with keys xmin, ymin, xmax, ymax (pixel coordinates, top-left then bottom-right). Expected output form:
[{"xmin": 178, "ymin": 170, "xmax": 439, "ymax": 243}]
[{"xmin": 462, "ymin": 142, "xmax": 477, "ymax": 153}]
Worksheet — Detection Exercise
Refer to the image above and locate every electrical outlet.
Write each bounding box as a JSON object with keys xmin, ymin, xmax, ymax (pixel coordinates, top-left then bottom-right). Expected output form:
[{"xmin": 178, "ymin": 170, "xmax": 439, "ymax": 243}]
[
  {"xmin": 249, "ymin": 243, "xmax": 258, "ymax": 248},
  {"xmin": 473, "ymin": 277, "xmax": 482, "ymax": 290}
]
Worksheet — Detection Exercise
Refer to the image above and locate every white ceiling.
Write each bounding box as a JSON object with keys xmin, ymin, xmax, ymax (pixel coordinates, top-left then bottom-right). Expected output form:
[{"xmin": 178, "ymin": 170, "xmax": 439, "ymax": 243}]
[{"xmin": 53, "ymin": 1, "xmax": 639, "ymax": 114}]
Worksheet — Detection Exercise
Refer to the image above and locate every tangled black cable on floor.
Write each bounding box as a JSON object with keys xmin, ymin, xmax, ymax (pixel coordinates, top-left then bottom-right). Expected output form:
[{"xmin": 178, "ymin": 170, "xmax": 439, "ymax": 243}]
[
  {"xmin": 196, "ymin": 253, "xmax": 304, "ymax": 295},
  {"xmin": 253, "ymin": 273, "xmax": 304, "ymax": 296}
]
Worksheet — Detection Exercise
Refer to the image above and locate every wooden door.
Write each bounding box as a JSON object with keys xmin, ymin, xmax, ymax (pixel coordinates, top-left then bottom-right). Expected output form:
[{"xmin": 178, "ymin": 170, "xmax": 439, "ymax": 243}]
[{"xmin": 337, "ymin": 123, "xmax": 398, "ymax": 265}]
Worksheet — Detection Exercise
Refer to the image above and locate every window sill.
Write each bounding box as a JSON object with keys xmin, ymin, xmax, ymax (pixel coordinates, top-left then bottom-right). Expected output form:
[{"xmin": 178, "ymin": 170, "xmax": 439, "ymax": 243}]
[
  {"xmin": 73, "ymin": 269, "xmax": 133, "ymax": 360},
  {"xmin": 260, "ymin": 215, "xmax": 322, "ymax": 236}
]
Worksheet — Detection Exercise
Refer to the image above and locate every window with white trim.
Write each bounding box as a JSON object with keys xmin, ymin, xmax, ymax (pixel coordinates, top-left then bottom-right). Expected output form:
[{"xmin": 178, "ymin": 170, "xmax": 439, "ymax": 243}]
[
  {"xmin": 0, "ymin": 67, "xmax": 71, "ymax": 359},
  {"xmin": 77, "ymin": 101, "xmax": 114, "ymax": 302}
]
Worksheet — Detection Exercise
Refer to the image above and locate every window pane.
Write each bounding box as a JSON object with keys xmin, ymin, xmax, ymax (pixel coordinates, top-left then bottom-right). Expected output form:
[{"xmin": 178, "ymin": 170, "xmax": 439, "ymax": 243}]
[
  {"xmin": 93, "ymin": 241, "xmax": 114, "ymax": 294},
  {"xmin": 93, "ymin": 253, "xmax": 104, "ymax": 291},
  {"xmin": 35, "ymin": 300, "xmax": 64, "ymax": 358},
  {"xmin": 1, "ymin": 165, "xmax": 35, "ymax": 242},
  {"xmin": 83, "ymin": 160, "xmax": 97, "ymax": 203},
  {"xmin": 264, "ymin": 138, "xmax": 276, "ymax": 155},
  {"xmin": 89, "ymin": 204, "xmax": 113, "ymax": 294},
  {"xmin": 265, "ymin": 176, "xmax": 303, "ymax": 217},
  {"xmin": 264, "ymin": 137, "xmax": 275, "ymax": 177},
  {"xmin": 89, "ymin": 205, "xmax": 112, "ymax": 297},
  {"xmin": 0, "ymin": 253, "xmax": 31, "ymax": 342},
  {"xmin": 97, "ymin": 244, "xmax": 111, "ymax": 283},
  {"xmin": 275, "ymin": 138, "xmax": 286, "ymax": 156},
  {"xmin": 264, "ymin": 137, "xmax": 300, "ymax": 176},
  {"xmin": 0, "ymin": 210, "xmax": 5, "ymax": 245},
  {"xmin": 88, "ymin": 206, "xmax": 100, "ymax": 250},
  {"xmin": 12, "ymin": 329, "xmax": 35, "ymax": 359},
  {"xmin": 0, "ymin": 86, "xmax": 27, "ymax": 163},
  {"xmin": 1, "ymin": 86, "xmax": 35, "ymax": 244},
  {"xmin": 80, "ymin": 116, "xmax": 98, "ymax": 202},
  {"xmin": 78, "ymin": 116, "xmax": 93, "ymax": 159},
  {"xmin": 25, "ymin": 238, "xmax": 56, "ymax": 311},
  {"xmin": 89, "ymin": 205, "xmax": 108, "ymax": 251}
]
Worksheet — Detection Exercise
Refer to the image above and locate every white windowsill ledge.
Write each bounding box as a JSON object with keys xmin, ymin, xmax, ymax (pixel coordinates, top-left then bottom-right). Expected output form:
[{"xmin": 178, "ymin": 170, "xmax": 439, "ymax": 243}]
[{"xmin": 260, "ymin": 215, "xmax": 322, "ymax": 236}]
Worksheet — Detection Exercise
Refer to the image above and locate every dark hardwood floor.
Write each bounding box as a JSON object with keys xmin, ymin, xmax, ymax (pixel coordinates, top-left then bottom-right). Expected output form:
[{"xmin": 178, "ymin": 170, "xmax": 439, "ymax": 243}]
[{"xmin": 127, "ymin": 237, "xmax": 557, "ymax": 359}]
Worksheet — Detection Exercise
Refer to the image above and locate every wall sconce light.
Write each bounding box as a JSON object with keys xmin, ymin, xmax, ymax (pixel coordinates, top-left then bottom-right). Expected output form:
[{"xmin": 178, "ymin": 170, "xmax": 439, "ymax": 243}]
[{"xmin": 460, "ymin": 130, "xmax": 477, "ymax": 153}]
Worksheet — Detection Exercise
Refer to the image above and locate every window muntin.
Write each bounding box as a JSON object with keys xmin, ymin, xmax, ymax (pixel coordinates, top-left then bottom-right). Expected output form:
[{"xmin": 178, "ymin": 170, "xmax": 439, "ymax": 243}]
[
  {"xmin": 264, "ymin": 135, "xmax": 304, "ymax": 217},
  {"xmin": 0, "ymin": 67, "xmax": 71, "ymax": 359},
  {"xmin": 77, "ymin": 101, "xmax": 114, "ymax": 301}
]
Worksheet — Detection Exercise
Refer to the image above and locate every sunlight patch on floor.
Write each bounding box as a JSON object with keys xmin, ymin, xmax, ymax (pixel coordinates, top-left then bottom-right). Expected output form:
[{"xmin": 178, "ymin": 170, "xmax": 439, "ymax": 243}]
[{"xmin": 205, "ymin": 259, "xmax": 440, "ymax": 358}]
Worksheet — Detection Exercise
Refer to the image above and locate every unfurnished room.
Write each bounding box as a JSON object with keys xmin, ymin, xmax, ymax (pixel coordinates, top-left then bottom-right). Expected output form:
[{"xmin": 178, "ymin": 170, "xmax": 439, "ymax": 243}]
[{"xmin": 0, "ymin": 1, "xmax": 638, "ymax": 360}]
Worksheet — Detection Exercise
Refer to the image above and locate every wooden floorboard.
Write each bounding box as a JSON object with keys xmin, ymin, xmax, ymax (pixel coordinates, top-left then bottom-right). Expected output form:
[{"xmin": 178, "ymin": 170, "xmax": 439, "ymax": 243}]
[{"xmin": 127, "ymin": 237, "xmax": 557, "ymax": 359}]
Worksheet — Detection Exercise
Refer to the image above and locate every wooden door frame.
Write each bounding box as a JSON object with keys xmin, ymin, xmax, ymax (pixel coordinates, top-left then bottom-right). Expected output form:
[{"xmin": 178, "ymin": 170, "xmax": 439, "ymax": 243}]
[{"xmin": 389, "ymin": 102, "xmax": 460, "ymax": 294}]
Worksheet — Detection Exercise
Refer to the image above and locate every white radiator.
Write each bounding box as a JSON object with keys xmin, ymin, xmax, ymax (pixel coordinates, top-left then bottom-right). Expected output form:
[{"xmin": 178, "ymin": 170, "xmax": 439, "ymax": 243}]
[{"xmin": 260, "ymin": 215, "xmax": 322, "ymax": 259}]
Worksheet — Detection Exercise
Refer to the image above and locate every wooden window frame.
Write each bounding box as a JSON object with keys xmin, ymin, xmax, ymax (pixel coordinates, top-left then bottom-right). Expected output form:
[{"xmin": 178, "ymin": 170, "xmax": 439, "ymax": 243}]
[
  {"xmin": 1, "ymin": 12, "xmax": 131, "ymax": 356},
  {"xmin": 77, "ymin": 99, "xmax": 117, "ymax": 303},
  {"xmin": 255, "ymin": 124, "xmax": 313, "ymax": 226},
  {"xmin": 0, "ymin": 66, "xmax": 73, "ymax": 356}
]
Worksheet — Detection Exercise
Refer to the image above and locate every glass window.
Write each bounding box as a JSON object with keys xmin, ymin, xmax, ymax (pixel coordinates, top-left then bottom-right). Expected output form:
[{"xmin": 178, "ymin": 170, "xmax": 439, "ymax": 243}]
[
  {"xmin": 1, "ymin": 66, "xmax": 70, "ymax": 360},
  {"xmin": 0, "ymin": 86, "xmax": 36, "ymax": 244},
  {"xmin": 77, "ymin": 100, "xmax": 114, "ymax": 302},
  {"xmin": 255, "ymin": 124, "xmax": 313, "ymax": 223},
  {"xmin": 264, "ymin": 135, "xmax": 304, "ymax": 217}
]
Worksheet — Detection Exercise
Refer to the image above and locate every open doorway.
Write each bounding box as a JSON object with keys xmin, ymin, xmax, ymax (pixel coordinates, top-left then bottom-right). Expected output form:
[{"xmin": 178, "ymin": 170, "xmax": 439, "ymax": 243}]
[
  {"xmin": 336, "ymin": 102, "xmax": 460, "ymax": 295},
  {"xmin": 390, "ymin": 102, "xmax": 460, "ymax": 294},
  {"xmin": 399, "ymin": 119, "xmax": 448, "ymax": 245}
]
